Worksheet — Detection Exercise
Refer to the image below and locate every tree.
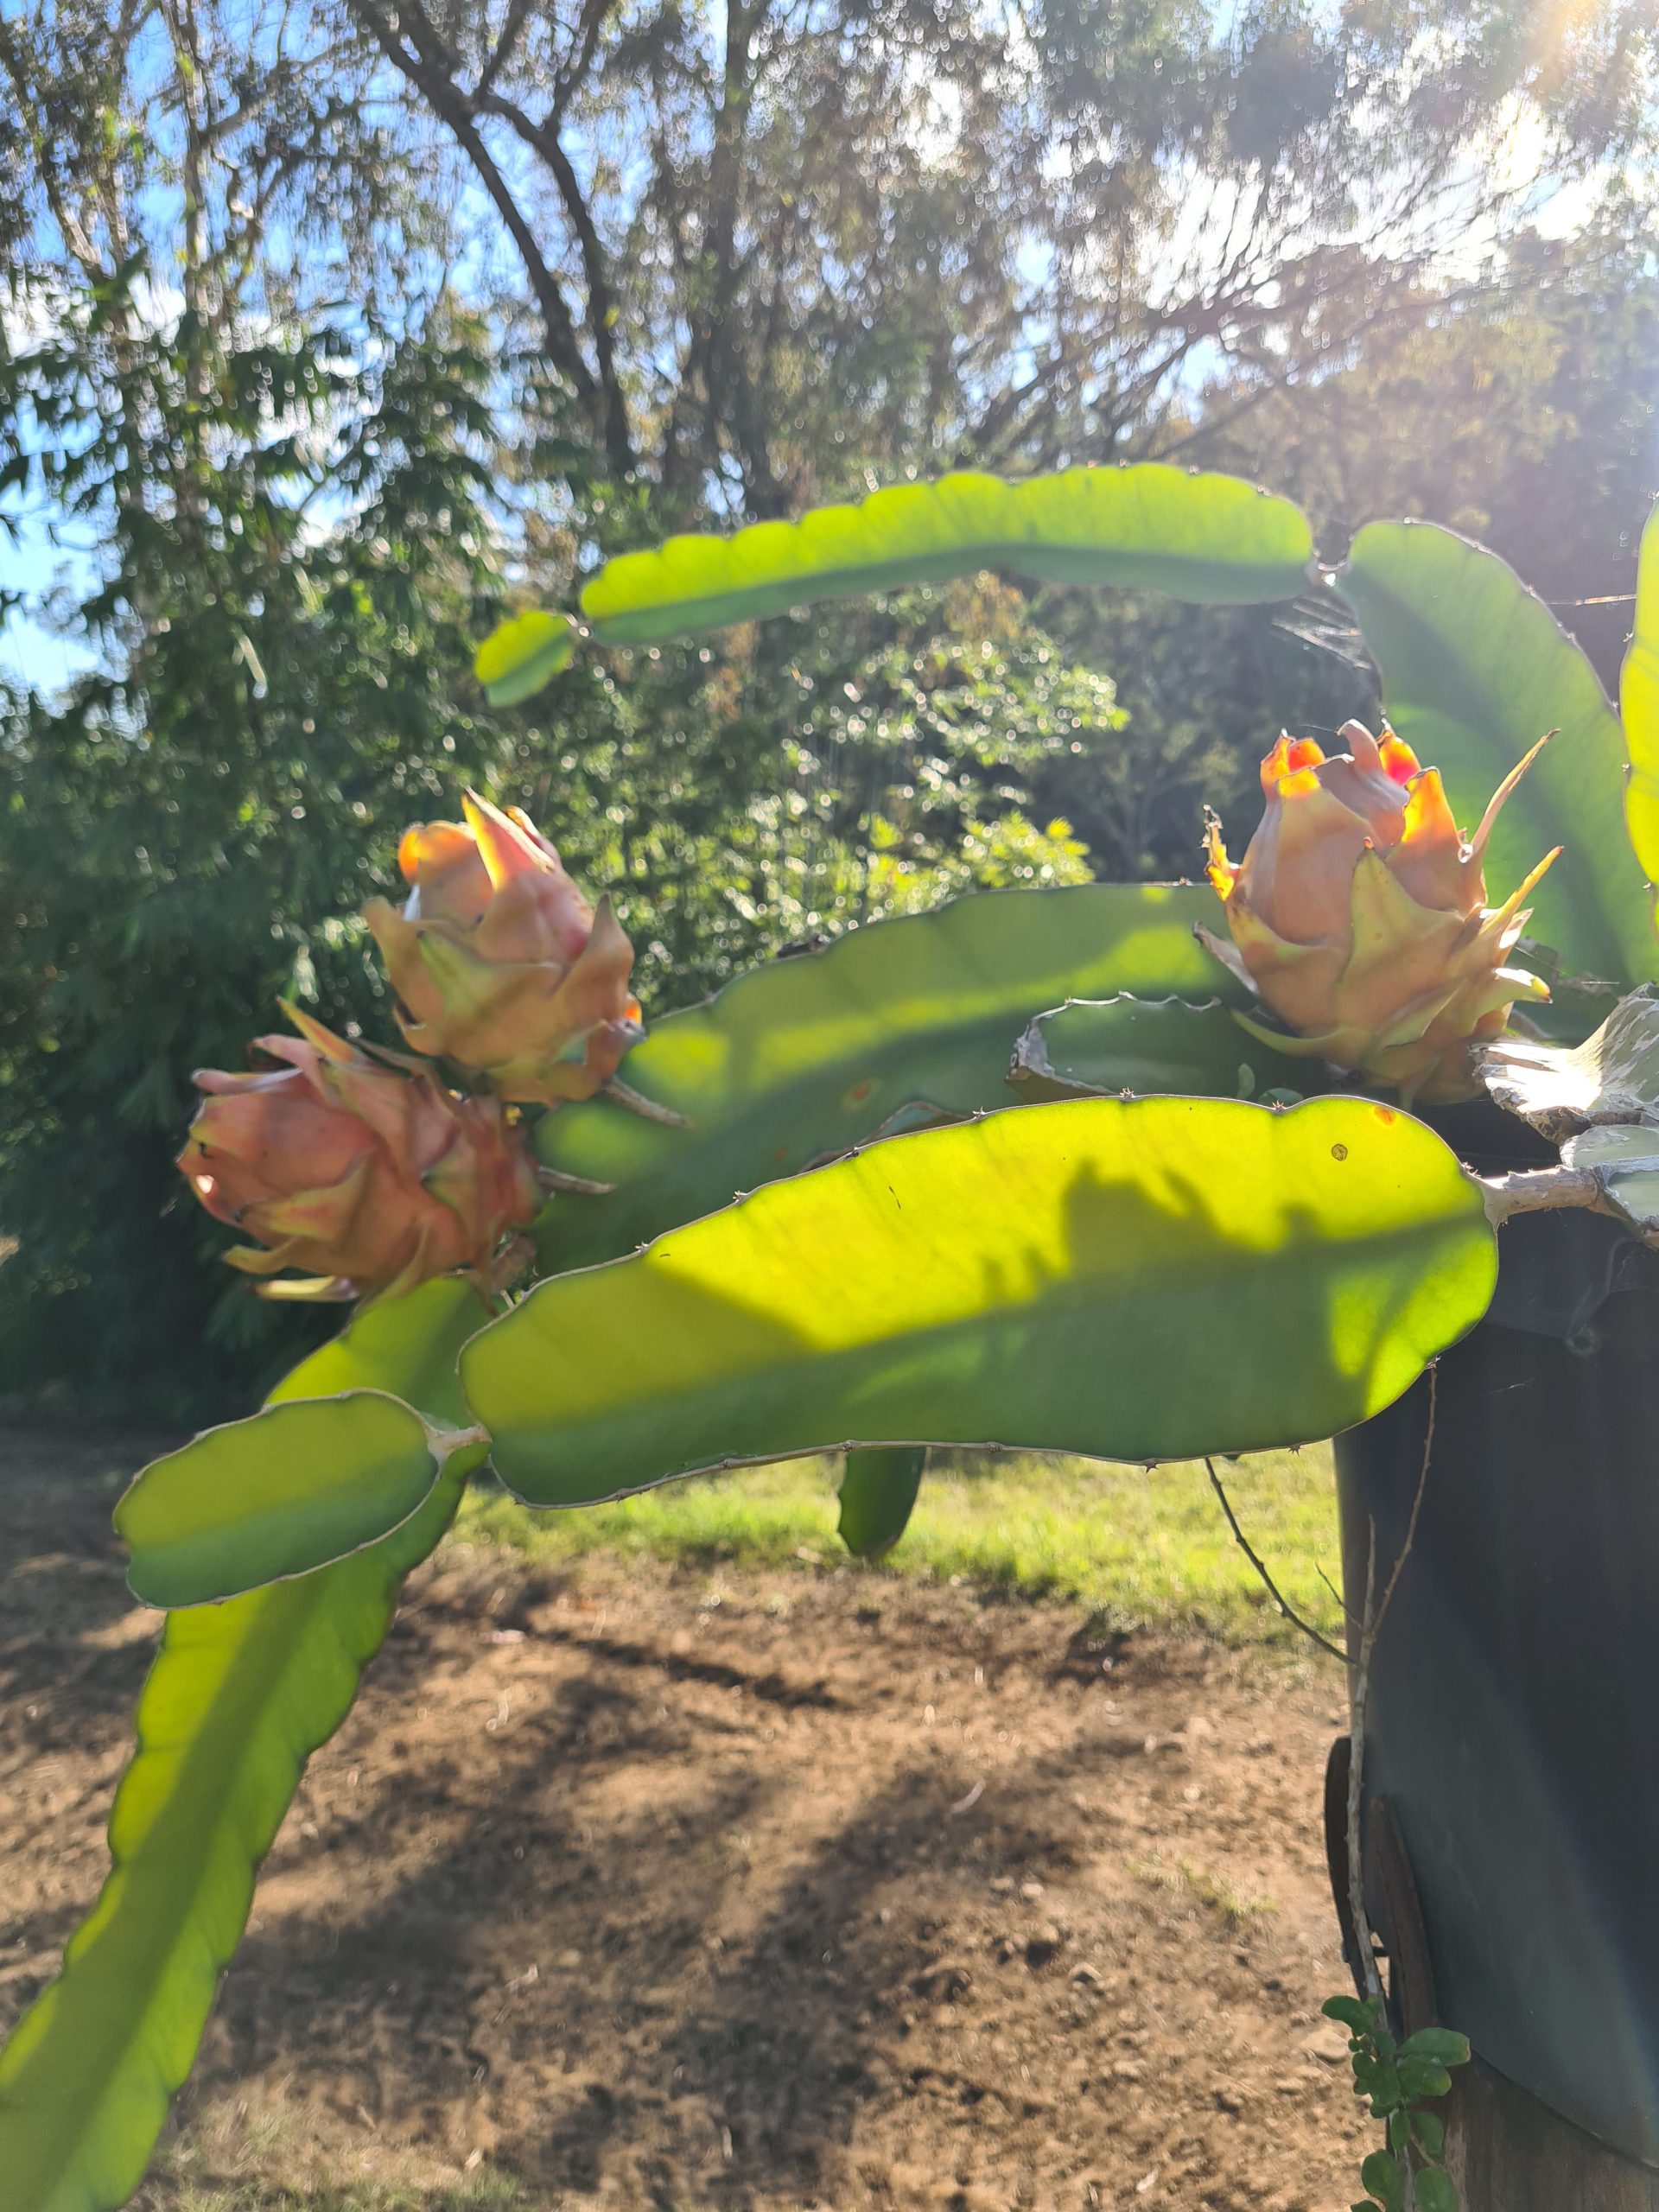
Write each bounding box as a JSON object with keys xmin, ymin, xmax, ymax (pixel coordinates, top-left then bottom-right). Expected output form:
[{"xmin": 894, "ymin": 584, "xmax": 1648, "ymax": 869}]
[
  {"xmin": 0, "ymin": 296, "xmax": 518, "ymax": 1411},
  {"xmin": 339, "ymin": 0, "xmax": 1659, "ymax": 515},
  {"xmin": 1209, "ymin": 210, "xmax": 1659, "ymax": 688},
  {"xmin": 5, "ymin": 0, "xmax": 1656, "ymax": 519},
  {"xmin": 0, "ymin": 280, "xmax": 1122, "ymax": 1412}
]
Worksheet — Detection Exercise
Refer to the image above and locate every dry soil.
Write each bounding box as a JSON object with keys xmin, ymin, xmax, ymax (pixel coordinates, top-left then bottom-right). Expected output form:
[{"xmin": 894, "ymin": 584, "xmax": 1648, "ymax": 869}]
[{"xmin": 2, "ymin": 1428, "xmax": 1372, "ymax": 2211}]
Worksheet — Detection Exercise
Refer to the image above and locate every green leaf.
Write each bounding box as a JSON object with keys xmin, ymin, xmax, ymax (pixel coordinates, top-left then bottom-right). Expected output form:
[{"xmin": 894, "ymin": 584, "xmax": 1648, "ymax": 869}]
[
  {"xmin": 0, "ymin": 1280, "xmax": 487, "ymax": 2212},
  {"xmin": 1557, "ymin": 1122, "xmax": 1659, "ymax": 1243},
  {"xmin": 537, "ymin": 882, "xmax": 1242, "ymax": 1272},
  {"xmin": 1480, "ymin": 983, "xmax": 1659, "ymax": 1141},
  {"xmin": 580, "ymin": 466, "xmax": 1315, "ymax": 643},
  {"xmin": 1360, "ymin": 2151, "xmax": 1406, "ymax": 2212},
  {"xmin": 1624, "ymin": 499, "xmax": 1659, "ymax": 898},
  {"xmin": 472, "ymin": 608, "xmax": 575, "ymax": 704},
  {"xmin": 1397, "ymin": 2056, "xmax": 1454, "ymax": 2101},
  {"xmin": 117, "ymin": 1390, "xmax": 459, "ymax": 1609},
  {"xmin": 837, "ymin": 1446, "xmax": 926, "ymax": 1560},
  {"xmin": 1338, "ymin": 521, "xmax": 1653, "ymax": 989},
  {"xmin": 1414, "ymin": 2167, "xmax": 1459, "ymax": 2212},
  {"xmin": 1009, "ymin": 995, "xmax": 1312, "ymax": 1104},
  {"xmin": 1322, "ymin": 1995, "xmax": 1376, "ymax": 2034},
  {"xmin": 469, "ymin": 1095, "xmax": 1497, "ymax": 1507},
  {"xmin": 1365, "ymin": 2053, "xmax": 1403, "ymax": 2113},
  {"xmin": 1411, "ymin": 2109, "xmax": 1446, "ymax": 2159},
  {"xmin": 1398, "ymin": 2027, "xmax": 1471, "ymax": 2069}
]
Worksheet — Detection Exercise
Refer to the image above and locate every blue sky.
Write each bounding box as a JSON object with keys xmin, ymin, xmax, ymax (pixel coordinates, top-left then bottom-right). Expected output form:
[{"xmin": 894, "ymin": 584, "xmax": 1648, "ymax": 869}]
[{"xmin": 1, "ymin": 508, "xmax": 99, "ymax": 693}]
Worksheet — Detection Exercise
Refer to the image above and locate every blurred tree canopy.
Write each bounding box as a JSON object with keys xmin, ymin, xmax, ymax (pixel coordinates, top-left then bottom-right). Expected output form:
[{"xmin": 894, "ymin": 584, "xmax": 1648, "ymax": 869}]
[{"xmin": 3, "ymin": 0, "xmax": 1657, "ymax": 1408}]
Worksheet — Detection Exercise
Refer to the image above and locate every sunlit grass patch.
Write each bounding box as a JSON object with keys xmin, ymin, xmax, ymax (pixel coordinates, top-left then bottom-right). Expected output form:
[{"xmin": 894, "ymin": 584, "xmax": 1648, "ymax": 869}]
[
  {"xmin": 452, "ymin": 1442, "xmax": 1344, "ymax": 1649},
  {"xmin": 144, "ymin": 2096, "xmax": 527, "ymax": 2212},
  {"xmin": 156, "ymin": 2154, "xmax": 523, "ymax": 2212},
  {"xmin": 166, "ymin": 2185, "xmax": 523, "ymax": 2212}
]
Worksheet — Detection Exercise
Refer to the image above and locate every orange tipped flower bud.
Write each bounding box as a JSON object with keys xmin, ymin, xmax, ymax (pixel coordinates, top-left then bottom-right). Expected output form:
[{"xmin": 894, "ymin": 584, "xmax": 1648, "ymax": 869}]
[
  {"xmin": 178, "ymin": 1007, "xmax": 543, "ymax": 1300},
  {"xmin": 1202, "ymin": 721, "xmax": 1557, "ymax": 1104},
  {"xmin": 365, "ymin": 792, "xmax": 642, "ymax": 1105}
]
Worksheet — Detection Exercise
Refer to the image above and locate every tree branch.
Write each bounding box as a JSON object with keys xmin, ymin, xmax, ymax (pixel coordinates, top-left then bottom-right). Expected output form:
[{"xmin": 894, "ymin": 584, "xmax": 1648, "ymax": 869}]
[
  {"xmin": 1348, "ymin": 1524, "xmax": 1385, "ymax": 2009},
  {"xmin": 357, "ymin": 0, "xmax": 633, "ymax": 474},
  {"xmin": 468, "ymin": 80, "xmax": 633, "ymax": 474},
  {"xmin": 1348, "ymin": 1363, "xmax": 1438, "ymax": 2029},
  {"xmin": 344, "ymin": 0, "xmax": 599, "ymax": 410},
  {"xmin": 1478, "ymin": 1163, "xmax": 1624, "ymax": 1228},
  {"xmin": 1205, "ymin": 1457, "xmax": 1349, "ymax": 1663},
  {"xmin": 686, "ymin": 0, "xmax": 785, "ymax": 512},
  {"xmin": 544, "ymin": 0, "xmax": 612, "ymax": 127},
  {"xmin": 474, "ymin": 0, "xmax": 535, "ymax": 99}
]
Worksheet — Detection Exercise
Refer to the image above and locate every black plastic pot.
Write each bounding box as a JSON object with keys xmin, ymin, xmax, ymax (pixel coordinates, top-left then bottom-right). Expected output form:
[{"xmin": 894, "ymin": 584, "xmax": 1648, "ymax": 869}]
[{"xmin": 1335, "ymin": 1201, "xmax": 1659, "ymax": 2182}]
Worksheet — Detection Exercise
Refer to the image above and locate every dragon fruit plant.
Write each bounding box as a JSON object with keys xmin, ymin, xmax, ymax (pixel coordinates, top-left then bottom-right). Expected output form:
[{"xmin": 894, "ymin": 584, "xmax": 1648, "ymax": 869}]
[{"xmin": 9, "ymin": 462, "xmax": 1659, "ymax": 2212}]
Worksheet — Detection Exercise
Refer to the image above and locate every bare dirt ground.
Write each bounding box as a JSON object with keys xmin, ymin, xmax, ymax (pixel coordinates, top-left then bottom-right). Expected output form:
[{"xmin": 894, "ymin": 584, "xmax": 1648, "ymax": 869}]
[{"xmin": 3, "ymin": 1428, "xmax": 1371, "ymax": 2211}]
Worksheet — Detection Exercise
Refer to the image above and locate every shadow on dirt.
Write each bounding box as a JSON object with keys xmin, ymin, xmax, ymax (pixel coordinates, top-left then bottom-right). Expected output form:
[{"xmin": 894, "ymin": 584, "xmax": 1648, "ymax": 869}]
[
  {"xmin": 185, "ymin": 1586, "xmax": 1109, "ymax": 2205},
  {"xmin": 0, "ymin": 1427, "xmax": 175, "ymax": 1736}
]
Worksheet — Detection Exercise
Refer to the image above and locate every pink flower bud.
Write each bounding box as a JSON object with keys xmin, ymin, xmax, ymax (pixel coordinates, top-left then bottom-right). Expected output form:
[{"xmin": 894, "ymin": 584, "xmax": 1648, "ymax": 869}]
[
  {"xmin": 178, "ymin": 1007, "xmax": 543, "ymax": 1300},
  {"xmin": 1202, "ymin": 722, "xmax": 1557, "ymax": 1104},
  {"xmin": 365, "ymin": 793, "xmax": 642, "ymax": 1104}
]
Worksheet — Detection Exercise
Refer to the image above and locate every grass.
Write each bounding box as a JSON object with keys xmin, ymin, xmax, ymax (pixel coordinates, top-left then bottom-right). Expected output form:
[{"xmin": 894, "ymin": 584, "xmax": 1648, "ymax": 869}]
[
  {"xmin": 149, "ymin": 2121, "xmax": 526, "ymax": 2212},
  {"xmin": 166, "ymin": 2183, "xmax": 524, "ymax": 2212},
  {"xmin": 451, "ymin": 1441, "xmax": 1346, "ymax": 1649}
]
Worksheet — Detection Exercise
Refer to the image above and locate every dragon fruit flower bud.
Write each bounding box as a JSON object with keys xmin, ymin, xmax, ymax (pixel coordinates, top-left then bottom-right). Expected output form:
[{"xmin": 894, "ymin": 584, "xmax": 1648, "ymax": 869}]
[
  {"xmin": 1201, "ymin": 720, "xmax": 1559, "ymax": 1105},
  {"xmin": 178, "ymin": 1007, "xmax": 543, "ymax": 1300},
  {"xmin": 365, "ymin": 792, "xmax": 643, "ymax": 1105}
]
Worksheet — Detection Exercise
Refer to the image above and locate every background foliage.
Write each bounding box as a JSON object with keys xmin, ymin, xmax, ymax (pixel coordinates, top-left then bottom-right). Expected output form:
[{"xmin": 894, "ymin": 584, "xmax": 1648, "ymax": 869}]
[{"xmin": 3, "ymin": 0, "xmax": 1658, "ymax": 1412}]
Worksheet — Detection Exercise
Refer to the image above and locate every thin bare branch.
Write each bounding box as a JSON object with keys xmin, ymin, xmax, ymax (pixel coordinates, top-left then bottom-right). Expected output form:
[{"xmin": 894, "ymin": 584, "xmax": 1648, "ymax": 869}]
[
  {"xmin": 1348, "ymin": 1525, "xmax": 1384, "ymax": 2008},
  {"xmin": 474, "ymin": 0, "xmax": 536, "ymax": 99},
  {"xmin": 1372, "ymin": 1364, "xmax": 1437, "ymax": 1646},
  {"xmin": 544, "ymin": 0, "xmax": 613, "ymax": 126},
  {"xmin": 1344, "ymin": 1363, "xmax": 1440, "ymax": 2037},
  {"xmin": 1205, "ymin": 1457, "xmax": 1349, "ymax": 1663}
]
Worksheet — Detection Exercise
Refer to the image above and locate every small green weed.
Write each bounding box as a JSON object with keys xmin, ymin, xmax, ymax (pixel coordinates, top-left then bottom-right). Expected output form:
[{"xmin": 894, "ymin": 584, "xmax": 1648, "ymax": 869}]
[
  {"xmin": 1325, "ymin": 1993, "xmax": 1470, "ymax": 2211},
  {"xmin": 1131, "ymin": 1852, "xmax": 1276, "ymax": 1927}
]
